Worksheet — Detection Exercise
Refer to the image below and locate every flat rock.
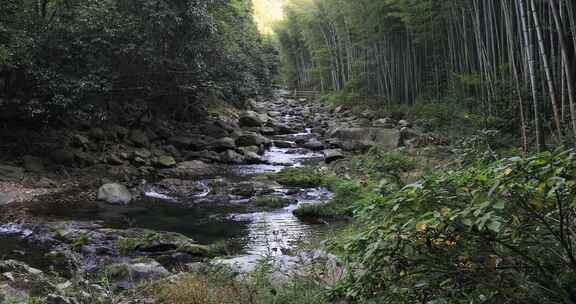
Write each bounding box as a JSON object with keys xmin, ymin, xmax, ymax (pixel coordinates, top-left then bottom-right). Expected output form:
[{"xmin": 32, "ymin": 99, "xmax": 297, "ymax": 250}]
[
  {"xmin": 161, "ymin": 160, "xmax": 218, "ymax": 178},
  {"xmin": 155, "ymin": 155, "xmax": 176, "ymax": 168},
  {"xmin": 236, "ymin": 132, "xmax": 269, "ymax": 147}
]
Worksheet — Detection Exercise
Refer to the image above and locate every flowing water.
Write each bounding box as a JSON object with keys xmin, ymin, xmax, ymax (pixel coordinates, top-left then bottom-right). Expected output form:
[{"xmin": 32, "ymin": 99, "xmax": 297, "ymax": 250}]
[{"xmin": 0, "ymin": 96, "xmax": 333, "ymax": 271}]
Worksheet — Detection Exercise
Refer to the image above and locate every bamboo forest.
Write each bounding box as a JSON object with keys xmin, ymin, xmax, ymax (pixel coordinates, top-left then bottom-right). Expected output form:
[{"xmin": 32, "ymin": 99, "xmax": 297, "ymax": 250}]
[{"xmin": 2, "ymin": 0, "xmax": 576, "ymax": 303}]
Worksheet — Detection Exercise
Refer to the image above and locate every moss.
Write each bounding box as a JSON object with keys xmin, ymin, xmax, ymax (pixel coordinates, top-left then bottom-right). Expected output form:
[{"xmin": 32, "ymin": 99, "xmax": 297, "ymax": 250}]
[
  {"xmin": 71, "ymin": 233, "xmax": 90, "ymax": 251},
  {"xmin": 177, "ymin": 244, "xmax": 211, "ymax": 256},
  {"xmin": 253, "ymin": 195, "xmax": 295, "ymax": 209},
  {"xmin": 275, "ymin": 167, "xmax": 323, "ymax": 188},
  {"xmin": 293, "ymin": 203, "xmax": 351, "ymax": 221}
]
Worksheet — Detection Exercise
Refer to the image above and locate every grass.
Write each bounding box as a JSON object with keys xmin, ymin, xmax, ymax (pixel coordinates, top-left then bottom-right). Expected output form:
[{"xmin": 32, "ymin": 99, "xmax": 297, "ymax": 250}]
[
  {"xmin": 253, "ymin": 195, "xmax": 295, "ymax": 209},
  {"xmin": 149, "ymin": 263, "xmax": 330, "ymax": 304},
  {"xmin": 275, "ymin": 167, "xmax": 323, "ymax": 188}
]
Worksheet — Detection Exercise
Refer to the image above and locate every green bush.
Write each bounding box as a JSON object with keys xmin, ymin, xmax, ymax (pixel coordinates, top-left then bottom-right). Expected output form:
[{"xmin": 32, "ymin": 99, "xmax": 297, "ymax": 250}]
[{"xmin": 335, "ymin": 149, "xmax": 576, "ymax": 303}]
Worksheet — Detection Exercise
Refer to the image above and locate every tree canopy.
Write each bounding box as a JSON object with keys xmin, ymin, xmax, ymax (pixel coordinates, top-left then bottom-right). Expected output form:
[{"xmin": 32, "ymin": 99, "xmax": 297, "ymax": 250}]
[{"xmin": 0, "ymin": 0, "xmax": 278, "ymax": 124}]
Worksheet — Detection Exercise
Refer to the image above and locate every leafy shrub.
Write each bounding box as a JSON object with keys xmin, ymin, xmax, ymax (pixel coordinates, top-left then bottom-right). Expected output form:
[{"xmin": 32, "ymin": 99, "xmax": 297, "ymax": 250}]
[{"xmin": 336, "ymin": 149, "xmax": 576, "ymax": 303}]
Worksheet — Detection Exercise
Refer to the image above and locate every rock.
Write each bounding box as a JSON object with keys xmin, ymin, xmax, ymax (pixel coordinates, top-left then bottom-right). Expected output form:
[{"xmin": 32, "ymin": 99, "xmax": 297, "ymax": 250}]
[
  {"xmin": 74, "ymin": 150, "xmax": 96, "ymax": 166},
  {"xmin": 219, "ymin": 150, "xmax": 245, "ymax": 164},
  {"xmin": 72, "ymin": 134, "xmax": 90, "ymax": 148},
  {"xmin": 108, "ymin": 154, "xmax": 124, "ymax": 165},
  {"xmin": 243, "ymin": 151, "xmax": 264, "ymax": 164},
  {"xmin": 22, "ymin": 155, "xmax": 44, "ymax": 173},
  {"xmin": 106, "ymin": 260, "xmax": 169, "ymax": 289},
  {"xmin": 50, "ymin": 149, "xmax": 76, "ymax": 165},
  {"xmin": 0, "ymin": 283, "xmax": 28, "ymax": 303},
  {"xmin": 167, "ymin": 136, "xmax": 195, "ymax": 149},
  {"xmin": 185, "ymin": 150, "xmax": 221, "ymax": 163},
  {"xmin": 201, "ymin": 123, "xmax": 229, "ymax": 138},
  {"xmin": 134, "ymin": 148, "xmax": 152, "ymax": 159},
  {"xmin": 260, "ymin": 127, "xmax": 277, "ymax": 135},
  {"xmin": 0, "ymin": 192, "xmax": 15, "ymax": 205},
  {"xmin": 330, "ymin": 128, "xmax": 401, "ymax": 151},
  {"xmin": 155, "ymin": 155, "xmax": 176, "ymax": 168},
  {"xmin": 37, "ymin": 177, "xmax": 57, "ymax": 188},
  {"xmin": 97, "ymin": 183, "xmax": 132, "ymax": 205},
  {"xmin": 130, "ymin": 130, "xmax": 150, "ymax": 147},
  {"xmin": 146, "ymin": 128, "xmax": 159, "ymax": 141},
  {"xmin": 0, "ymin": 260, "xmax": 55, "ymax": 300},
  {"xmin": 361, "ymin": 110, "xmax": 377, "ymax": 119},
  {"xmin": 303, "ymin": 138, "xmax": 324, "ymax": 151},
  {"xmin": 215, "ymin": 120, "xmax": 239, "ymax": 132},
  {"xmin": 274, "ymin": 140, "xmax": 295, "ymax": 148},
  {"xmin": 210, "ymin": 137, "xmax": 236, "ymax": 151},
  {"xmin": 113, "ymin": 126, "xmax": 129, "ymax": 140},
  {"xmin": 161, "ymin": 161, "xmax": 217, "ymax": 178},
  {"xmin": 45, "ymin": 294, "xmax": 77, "ymax": 304},
  {"xmin": 0, "ymin": 165, "xmax": 24, "ymax": 181},
  {"xmin": 323, "ymin": 149, "xmax": 345, "ymax": 164},
  {"xmin": 398, "ymin": 120, "xmax": 411, "ymax": 128},
  {"xmin": 90, "ymin": 127, "xmax": 106, "ymax": 141},
  {"xmin": 239, "ymin": 146, "xmax": 261, "ymax": 155},
  {"xmin": 236, "ymin": 132, "xmax": 269, "ymax": 147},
  {"xmin": 239, "ymin": 111, "xmax": 264, "ymax": 127},
  {"xmin": 372, "ymin": 118, "xmax": 396, "ymax": 129}
]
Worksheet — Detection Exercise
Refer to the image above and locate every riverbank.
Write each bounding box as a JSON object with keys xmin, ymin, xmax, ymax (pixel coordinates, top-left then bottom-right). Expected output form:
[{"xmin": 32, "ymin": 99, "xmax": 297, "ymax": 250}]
[{"xmin": 0, "ymin": 90, "xmax": 446, "ymax": 303}]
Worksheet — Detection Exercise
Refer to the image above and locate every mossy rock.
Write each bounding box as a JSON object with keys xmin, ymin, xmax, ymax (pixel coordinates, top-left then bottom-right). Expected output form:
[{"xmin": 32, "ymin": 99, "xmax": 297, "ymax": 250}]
[
  {"xmin": 293, "ymin": 203, "xmax": 352, "ymax": 222},
  {"xmin": 177, "ymin": 244, "xmax": 211, "ymax": 256},
  {"xmin": 275, "ymin": 167, "xmax": 323, "ymax": 188},
  {"xmin": 253, "ymin": 195, "xmax": 296, "ymax": 209}
]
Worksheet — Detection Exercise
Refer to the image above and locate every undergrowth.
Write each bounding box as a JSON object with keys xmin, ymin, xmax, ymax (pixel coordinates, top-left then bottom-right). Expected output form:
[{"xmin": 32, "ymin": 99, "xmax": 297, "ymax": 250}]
[{"xmin": 331, "ymin": 148, "xmax": 576, "ymax": 303}]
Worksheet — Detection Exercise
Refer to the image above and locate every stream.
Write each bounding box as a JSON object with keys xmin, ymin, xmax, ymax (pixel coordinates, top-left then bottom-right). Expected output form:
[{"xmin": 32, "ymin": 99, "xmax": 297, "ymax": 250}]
[{"xmin": 0, "ymin": 95, "xmax": 335, "ymax": 273}]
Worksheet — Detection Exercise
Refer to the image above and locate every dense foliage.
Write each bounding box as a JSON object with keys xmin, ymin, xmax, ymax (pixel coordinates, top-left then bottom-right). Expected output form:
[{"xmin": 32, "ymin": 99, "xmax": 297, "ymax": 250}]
[
  {"xmin": 276, "ymin": 0, "xmax": 576, "ymax": 150},
  {"xmin": 335, "ymin": 149, "xmax": 576, "ymax": 303},
  {"xmin": 0, "ymin": 0, "xmax": 278, "ymax": 124}
]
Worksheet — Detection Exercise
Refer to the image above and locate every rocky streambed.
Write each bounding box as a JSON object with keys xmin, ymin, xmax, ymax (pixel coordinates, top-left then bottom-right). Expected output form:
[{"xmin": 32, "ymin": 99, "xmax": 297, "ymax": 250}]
[{"xmin": 0, "ymin": 90, "xmax": 430, "ymax": 302}]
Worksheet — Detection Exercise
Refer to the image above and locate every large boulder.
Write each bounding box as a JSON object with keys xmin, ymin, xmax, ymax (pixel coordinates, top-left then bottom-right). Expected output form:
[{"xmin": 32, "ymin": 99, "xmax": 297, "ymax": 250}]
[
  {"xmin": 105, "ymin": 260, "xmax": 169, "ymax": 289},
  {"xmin": 0, "ymin": 165, "xmax": 24, "ymax": 181},
  {"xmin": 303, "ymin": 138, "xmax": 324, "ymax": 151},
  {"xmin": 210, "ymin": 137, "xmax": 236, "ymax": 151},
  {"xmin": 219, "ymin": 150, "xmax": 245, "ymax": 164},
  {"xmin": 97, "ymin": 183, "xmax": 132, "ymax": 205},
  {"xmin": 201, "ymin": 123, "xmax": 229, "ymax": 138},
  {"xmin": 323, "ymin": 149, "xmax": 345, "ymax": 164},
  {"xmin": 235, "ymin": 132, "xmax": 270, "ymax": 147},
  {"xmin": 329, "ymin": 128, "xmax": 401, "ymax": 151},
  {"xmin": 239, "ymin": 111, "xmax": 264, "ymax": 127}
]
